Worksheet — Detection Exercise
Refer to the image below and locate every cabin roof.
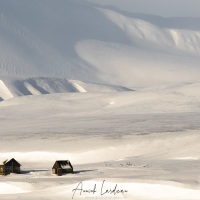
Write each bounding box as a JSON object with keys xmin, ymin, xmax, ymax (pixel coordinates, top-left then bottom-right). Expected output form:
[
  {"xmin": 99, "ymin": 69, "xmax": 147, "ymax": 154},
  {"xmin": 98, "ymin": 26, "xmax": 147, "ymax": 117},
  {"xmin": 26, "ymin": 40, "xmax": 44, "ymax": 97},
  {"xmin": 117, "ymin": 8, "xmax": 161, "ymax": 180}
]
[
  {"xmin": 53, "ymin": 160, "xmax": 73, "ymax": 169},
  {"xmin": 3, "ymin": 158, "xmax": 21, "ymax": 166}
]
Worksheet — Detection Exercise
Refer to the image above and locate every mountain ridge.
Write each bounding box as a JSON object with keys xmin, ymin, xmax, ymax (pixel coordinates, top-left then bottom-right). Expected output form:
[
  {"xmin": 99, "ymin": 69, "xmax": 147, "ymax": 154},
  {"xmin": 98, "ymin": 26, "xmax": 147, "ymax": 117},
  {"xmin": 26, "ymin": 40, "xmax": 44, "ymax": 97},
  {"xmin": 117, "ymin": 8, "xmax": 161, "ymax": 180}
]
[
  {"xmin": 0, "ymin": 77, "xmax": 133, "ymax": 101},
  {"xmin": 0, "ymin": 0, "xmax": 200, "ymax": 89}
]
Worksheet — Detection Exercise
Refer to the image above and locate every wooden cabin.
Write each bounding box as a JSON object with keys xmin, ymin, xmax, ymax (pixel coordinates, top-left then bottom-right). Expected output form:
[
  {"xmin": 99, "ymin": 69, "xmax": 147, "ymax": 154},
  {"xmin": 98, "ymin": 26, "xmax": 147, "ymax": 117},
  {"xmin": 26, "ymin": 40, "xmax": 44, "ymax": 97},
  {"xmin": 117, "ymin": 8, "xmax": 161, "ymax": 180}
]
[
  {"xmin": 52, "ymin": 160, "xmax": 73, "ymax": 176},
  {"xmin": 0, "ymin": 158, "xmax": 21, "ymax": 175}
]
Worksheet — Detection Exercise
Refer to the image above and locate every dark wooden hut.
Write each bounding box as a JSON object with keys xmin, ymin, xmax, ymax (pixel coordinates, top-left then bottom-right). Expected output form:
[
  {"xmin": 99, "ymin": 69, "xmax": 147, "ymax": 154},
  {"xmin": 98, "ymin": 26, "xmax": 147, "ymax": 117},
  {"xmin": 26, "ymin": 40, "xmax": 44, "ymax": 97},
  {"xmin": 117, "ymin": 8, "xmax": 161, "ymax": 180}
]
[
  {"xmin": 0, "ymin": 158, "xmax": 21, "ymax": 175},
  {"xmin": 52, "ymin": 160, "xmax": 73, "ymax": 176}
]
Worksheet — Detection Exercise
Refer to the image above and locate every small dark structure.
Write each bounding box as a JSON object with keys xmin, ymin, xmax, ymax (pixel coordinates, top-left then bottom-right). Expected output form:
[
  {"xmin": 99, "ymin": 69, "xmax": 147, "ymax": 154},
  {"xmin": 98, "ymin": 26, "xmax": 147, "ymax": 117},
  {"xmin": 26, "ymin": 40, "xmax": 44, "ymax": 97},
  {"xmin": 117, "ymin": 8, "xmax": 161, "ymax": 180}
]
[
  {"xmin": 52, "ymin": 160, "xmax": 73, "ymax": 176},
  {"xmin": 0, "ymin": 158, "xmax": 21, "ymax": 175}
]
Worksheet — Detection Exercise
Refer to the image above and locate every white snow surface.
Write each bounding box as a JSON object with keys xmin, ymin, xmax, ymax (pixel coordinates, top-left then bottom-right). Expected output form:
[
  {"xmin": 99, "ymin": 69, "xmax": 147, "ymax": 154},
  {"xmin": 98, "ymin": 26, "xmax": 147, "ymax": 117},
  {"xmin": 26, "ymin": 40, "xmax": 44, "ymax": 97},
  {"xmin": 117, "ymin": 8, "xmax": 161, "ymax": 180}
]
[
  {"xmin": 0, "ymin": 77, "xmax": 132, "ymax": 100},
  {"xmin": 1, "ymin": 85, "xmax": 200, "ymax": 199},
  {"xmin": 0, "ymin": 0, "xmax": 200, "ymax": 88},
  {"xmin": 1, "ymin": 0, "xmax": 200, "ymax": 200}
]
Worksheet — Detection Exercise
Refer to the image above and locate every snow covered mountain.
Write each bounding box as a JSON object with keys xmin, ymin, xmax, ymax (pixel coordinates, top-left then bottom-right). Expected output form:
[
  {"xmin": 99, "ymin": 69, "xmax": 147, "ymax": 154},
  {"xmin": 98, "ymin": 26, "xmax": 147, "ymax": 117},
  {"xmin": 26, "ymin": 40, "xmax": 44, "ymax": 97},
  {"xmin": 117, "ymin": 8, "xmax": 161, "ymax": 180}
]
[
  {"xmin": 1, "ymin": 1, "xmax": 200, "ymax": 200},
  {"xmin": 0, "ymin": 77, "xmax": 132, "ymax": 101},
  {"xmin": 0, "ymin": 0, "xmax": 200, "ymax": 93}
]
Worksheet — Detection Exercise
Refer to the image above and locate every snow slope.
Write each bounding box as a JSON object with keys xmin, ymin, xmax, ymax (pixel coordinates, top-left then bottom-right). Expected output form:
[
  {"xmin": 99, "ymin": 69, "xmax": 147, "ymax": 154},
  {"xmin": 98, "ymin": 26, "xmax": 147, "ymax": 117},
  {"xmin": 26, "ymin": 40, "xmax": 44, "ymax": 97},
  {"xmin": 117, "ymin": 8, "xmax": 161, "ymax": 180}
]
[
  {"xmin": 0, "ymin": 77, "xmax": 132, "ymax": 101},
  {"xmin": 0, "ymin": 0, "xmax": 200, "ymax": 88},
  {"xmin": 1, "ymin": 1, "xmax": 200, "ymax": 200}
]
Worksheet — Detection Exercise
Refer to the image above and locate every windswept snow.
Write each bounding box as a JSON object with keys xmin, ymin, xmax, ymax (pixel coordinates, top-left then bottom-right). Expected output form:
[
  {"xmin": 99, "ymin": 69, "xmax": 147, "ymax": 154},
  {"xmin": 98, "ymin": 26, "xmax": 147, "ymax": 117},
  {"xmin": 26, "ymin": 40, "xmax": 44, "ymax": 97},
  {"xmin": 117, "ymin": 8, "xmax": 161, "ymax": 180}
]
[
  {"xmin": 88, "ymin": 0, "xmax": 200, "ymax": 18},
  {"xmin": 0, "ymin": 0, "xmax": 200, "ymax": 87},
  {"xmin": 0, "ymin": 77, "xmax": 133, "ymax": 101},
  {"xmin": 1, "ymin": 0, "xmax": 200, "ymax": 200},
  {"xmin": 0, "ymin": 182, "xmax": 32, "ymax": 194},
  {"xmin": 69, "ymin": 81, "xmax": 87, "ymax": 93},
  {"xmin": 0, "ymin": 80, "xmax": 13, "ymax": 100}
]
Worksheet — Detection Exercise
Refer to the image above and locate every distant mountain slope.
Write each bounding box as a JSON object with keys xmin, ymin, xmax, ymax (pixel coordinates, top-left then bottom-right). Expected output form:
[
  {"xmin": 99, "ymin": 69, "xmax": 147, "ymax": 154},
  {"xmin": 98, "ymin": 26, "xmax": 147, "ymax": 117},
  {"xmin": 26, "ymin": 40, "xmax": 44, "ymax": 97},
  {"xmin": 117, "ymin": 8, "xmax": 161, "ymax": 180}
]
[
  {"xmin": 1, "ymin": 82, "xmax": 200, "ymax": 136},
  {"xmin": 0, "ymin": 77, "xmax": 133, "ymax": 101},
  {"xmin": 0, "ymin": 0, "xmax": 200, "ymax": 88}
]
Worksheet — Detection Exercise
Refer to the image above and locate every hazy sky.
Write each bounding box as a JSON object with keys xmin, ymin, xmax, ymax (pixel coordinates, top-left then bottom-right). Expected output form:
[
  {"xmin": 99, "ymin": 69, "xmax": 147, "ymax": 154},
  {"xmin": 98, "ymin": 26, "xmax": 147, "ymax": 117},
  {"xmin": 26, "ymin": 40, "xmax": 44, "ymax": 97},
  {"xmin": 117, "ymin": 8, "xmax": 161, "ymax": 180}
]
[{"xmin": 88, "ymin": 0, "xmax": 200, "ymax": 17}]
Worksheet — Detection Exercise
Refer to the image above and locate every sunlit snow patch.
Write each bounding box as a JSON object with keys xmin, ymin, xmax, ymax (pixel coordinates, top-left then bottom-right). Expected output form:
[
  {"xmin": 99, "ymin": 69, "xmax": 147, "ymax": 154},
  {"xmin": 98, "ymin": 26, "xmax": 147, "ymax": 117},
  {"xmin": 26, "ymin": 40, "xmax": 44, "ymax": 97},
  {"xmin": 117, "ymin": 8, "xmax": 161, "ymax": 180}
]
[{"xmin": 0, "ymin": 182, "xmax": 32, "ymax": 194}]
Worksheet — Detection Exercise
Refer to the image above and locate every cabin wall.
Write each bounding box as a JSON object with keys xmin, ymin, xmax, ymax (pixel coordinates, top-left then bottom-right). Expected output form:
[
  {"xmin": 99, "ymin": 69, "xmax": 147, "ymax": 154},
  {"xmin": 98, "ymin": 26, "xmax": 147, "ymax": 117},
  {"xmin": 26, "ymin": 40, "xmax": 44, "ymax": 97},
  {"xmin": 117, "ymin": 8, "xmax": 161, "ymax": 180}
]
[
  {"xmin": 57, "ymin": 168, "xmax": 62, "ymax": 176},
  {"xmin": 0, "ymin": 166, "xmax": 4, "ymax": 175},
  {"xmin": 13, "ymin": 166, "xmax": 20, "ymax": 173},
  {"xmin": 52, "ymin": 167, "xmax": 73, "ymax": 175},
  {"xmin": 0, "ymin": 166, "xmax": 20, "ymax": 175},
  {"xmin": 52, "ymin": 168, "xmax": 56, "ymax": 174},
  {"xmin": 62, "ymin": 168, "xmax": 73, "ymax": 173}
]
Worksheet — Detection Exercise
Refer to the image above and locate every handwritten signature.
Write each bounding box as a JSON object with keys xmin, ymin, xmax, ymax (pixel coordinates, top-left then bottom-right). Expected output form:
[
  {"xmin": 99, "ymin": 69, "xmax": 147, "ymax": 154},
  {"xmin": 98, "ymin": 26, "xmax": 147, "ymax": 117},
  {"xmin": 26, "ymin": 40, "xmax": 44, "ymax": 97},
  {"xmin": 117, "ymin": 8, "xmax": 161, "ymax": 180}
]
[{"xmin": 72, "ymin": 180, "xmax": 128, "ymax": 199}]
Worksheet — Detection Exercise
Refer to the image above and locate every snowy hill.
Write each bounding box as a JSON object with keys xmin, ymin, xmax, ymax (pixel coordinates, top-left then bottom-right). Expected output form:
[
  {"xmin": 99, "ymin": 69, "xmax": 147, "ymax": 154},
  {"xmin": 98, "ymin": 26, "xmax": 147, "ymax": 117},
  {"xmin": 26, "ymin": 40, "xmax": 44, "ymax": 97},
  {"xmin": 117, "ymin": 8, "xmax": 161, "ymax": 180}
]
[
  {"xmin": 1, "ymin": 1, "xmax": 200, "ymax": 200},
  {"xmin": 0, "ymin": 77, "xmax": 132, "ymax": 101},
  {"xmin": 0, "ymin": 0, "xmax": 200, "ymax": 89}
]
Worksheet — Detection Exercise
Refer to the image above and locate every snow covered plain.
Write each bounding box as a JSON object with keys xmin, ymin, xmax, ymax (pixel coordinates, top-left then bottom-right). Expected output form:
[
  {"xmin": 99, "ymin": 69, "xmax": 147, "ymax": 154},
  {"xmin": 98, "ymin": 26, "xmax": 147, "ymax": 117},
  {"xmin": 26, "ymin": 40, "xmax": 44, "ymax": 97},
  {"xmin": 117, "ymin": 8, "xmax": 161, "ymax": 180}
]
[
  {"xmin": 1, "ymin": 0, "xmax": 200, "ymax": 199},
  {"xmin": 1, "ymin": 86, "xmax": 200, "ymax": 200}
]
